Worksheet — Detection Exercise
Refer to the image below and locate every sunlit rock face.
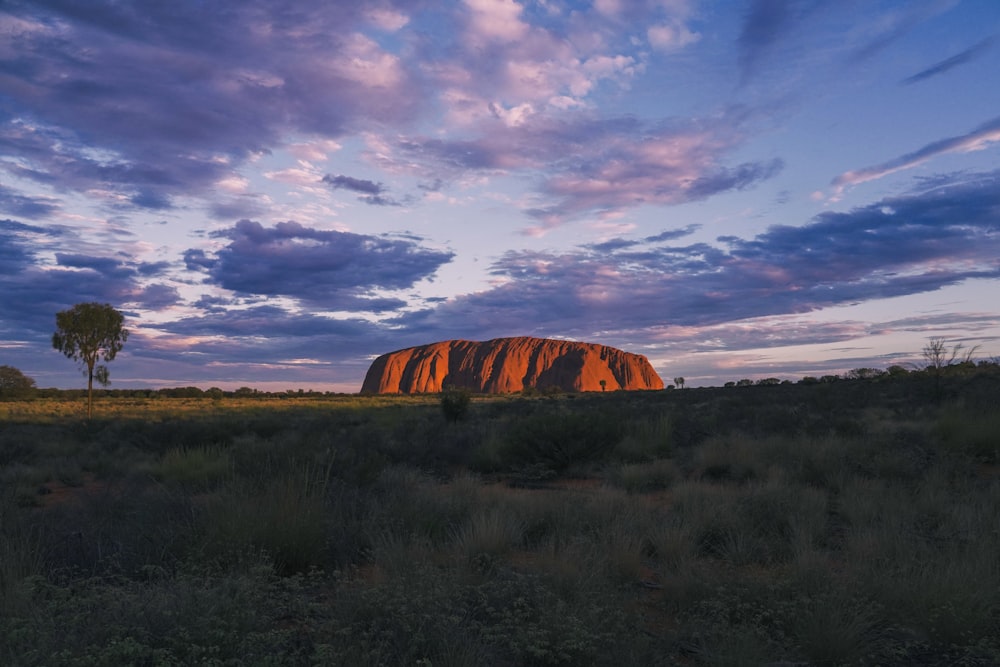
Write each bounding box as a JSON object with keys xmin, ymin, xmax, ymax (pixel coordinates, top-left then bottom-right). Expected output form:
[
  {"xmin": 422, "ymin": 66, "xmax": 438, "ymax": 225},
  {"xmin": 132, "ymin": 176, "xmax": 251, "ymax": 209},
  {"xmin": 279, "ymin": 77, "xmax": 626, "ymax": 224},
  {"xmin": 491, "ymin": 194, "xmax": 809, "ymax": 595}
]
[{"xmin": 361, "ymin": 336, "xmax": 664, "ymax": 394}]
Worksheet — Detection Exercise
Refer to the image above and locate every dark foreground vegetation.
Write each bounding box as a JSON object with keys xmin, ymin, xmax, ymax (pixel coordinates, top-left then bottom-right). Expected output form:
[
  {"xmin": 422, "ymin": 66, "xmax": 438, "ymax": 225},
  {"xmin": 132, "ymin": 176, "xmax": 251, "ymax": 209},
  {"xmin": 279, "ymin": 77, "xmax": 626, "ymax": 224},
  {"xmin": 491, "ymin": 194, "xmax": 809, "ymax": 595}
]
[{"xmin": 2, "ymin": 368, "xmax": 999, "ymax": 666}]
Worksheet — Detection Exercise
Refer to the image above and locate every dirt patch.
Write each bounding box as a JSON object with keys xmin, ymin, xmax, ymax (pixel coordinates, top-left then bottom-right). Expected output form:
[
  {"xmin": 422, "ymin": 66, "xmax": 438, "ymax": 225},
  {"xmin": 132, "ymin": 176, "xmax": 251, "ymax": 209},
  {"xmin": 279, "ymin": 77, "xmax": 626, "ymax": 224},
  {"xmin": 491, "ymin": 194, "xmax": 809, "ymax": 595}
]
[{"xmin": 34, "ymin": 473, "xmax": 109, "ymax": 509}]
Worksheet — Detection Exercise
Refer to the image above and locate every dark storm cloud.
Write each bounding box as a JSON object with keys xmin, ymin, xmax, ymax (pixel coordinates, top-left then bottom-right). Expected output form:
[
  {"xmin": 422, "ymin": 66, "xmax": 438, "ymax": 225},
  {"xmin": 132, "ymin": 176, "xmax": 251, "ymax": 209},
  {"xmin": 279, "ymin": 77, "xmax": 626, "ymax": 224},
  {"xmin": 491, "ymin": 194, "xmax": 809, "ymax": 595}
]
[
  {"xmin": 188, "ymin": 219, "xmax": 453, "ymax": 311},
  {"xmin": 901, "ymin": 37, "xmax": 995, "ymax": 85},
  {"xmin": 394, "ymin": 170, "xmax": 1000, "ymax": 339},
  {"xmin": 1, "ymin": 0, "xmax": 422, "ymax": 208}
]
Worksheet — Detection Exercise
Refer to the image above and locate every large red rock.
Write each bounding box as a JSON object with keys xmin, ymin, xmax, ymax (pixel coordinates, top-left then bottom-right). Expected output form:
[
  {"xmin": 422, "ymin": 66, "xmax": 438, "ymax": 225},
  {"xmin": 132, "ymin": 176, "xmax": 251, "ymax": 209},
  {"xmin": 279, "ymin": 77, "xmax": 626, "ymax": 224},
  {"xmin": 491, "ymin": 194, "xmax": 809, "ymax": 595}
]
[{"xmin": 361, "ymin": 336, "xmax": 664, "ymax": 394}]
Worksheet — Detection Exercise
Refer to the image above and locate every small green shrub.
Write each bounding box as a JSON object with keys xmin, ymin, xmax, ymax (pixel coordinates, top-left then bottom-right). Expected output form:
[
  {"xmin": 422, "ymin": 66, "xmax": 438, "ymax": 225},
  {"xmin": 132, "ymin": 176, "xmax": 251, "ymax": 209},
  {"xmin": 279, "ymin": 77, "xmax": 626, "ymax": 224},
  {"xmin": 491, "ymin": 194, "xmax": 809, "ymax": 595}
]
[
  {"xmin": 453, "ymin": 508, "xmax": 524, "ymax": 561},
  {"xmin": 441, "ymin": 388, "xmax": 472, "ymax": 423},
  {"xmin": 155, "ymin": 445, "xmax": 231, "ymax": 489}
]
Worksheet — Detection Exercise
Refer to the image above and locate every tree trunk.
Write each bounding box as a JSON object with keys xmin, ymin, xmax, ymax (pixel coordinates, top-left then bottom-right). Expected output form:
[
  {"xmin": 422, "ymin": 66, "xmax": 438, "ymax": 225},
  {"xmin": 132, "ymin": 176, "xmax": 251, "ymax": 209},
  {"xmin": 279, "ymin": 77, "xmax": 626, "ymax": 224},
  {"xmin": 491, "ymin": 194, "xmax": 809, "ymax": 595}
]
[{"xmin": 87, "ymin": 364, "xmax": 94, "ymax": 420}]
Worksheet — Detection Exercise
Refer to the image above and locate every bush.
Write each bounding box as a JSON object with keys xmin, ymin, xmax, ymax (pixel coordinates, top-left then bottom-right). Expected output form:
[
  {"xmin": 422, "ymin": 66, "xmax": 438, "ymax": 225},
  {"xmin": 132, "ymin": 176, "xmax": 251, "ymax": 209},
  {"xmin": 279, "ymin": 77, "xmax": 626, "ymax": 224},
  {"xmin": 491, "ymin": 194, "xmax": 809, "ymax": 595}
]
[
  {"xmin": 0, "ymin": 365, "xmax": 36, "ymax": 400},
  {"xmin": 440, "ymin": 388, "xmax": 472, "ymax": 422},
  {"xmin": 495, "ymin": 409, "xmax": 624, "ymax": 472},
  {"xmin": 155, "ymin": 445, "xmax": 231, "ymax": 490}
]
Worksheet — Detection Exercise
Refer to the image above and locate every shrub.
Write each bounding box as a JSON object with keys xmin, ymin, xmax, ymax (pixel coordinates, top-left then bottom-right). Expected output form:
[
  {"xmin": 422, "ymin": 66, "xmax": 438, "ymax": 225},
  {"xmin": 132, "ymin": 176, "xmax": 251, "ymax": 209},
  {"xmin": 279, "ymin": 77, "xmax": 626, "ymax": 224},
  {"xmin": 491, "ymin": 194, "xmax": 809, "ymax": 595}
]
[
  {"xmin": 495, "ymin": 409, "xmax": 624, "ymax": 472},
  {"xmin": 453, "ymin": 508, "xmax": 524, "ymax": 562},
  {"xmin": 197, "ymin": 471, "xmax": 330, "ymax": 575},
  {"xmin": 155, "ymin": 445, "xmax": 231, "ymax": 489},
  {"xmin": 441, "ymin": 388, "xmax": 472, "ymax": 422}
]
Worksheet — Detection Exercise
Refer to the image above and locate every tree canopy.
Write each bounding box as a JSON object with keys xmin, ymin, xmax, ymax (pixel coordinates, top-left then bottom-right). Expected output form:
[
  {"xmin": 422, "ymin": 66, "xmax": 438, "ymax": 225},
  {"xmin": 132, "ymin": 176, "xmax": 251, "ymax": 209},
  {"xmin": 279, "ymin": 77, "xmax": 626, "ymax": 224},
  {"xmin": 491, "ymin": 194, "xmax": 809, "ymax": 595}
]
[
  {"xmin": 52, "ymin": 302, "xmax": 129, "ymax": 418},
  {"xmin": 0, "ymin": 365, "xmax": 36, "ymax": 399}
]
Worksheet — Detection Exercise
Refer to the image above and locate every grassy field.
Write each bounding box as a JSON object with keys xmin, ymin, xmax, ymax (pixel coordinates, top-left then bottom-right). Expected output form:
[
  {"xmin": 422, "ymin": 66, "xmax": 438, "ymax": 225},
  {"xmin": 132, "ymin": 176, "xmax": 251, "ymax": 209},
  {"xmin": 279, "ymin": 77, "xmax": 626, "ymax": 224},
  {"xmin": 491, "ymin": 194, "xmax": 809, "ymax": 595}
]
[{"xmin": 1, "ymin": 370, "xmax": 998, "ymax": 666}]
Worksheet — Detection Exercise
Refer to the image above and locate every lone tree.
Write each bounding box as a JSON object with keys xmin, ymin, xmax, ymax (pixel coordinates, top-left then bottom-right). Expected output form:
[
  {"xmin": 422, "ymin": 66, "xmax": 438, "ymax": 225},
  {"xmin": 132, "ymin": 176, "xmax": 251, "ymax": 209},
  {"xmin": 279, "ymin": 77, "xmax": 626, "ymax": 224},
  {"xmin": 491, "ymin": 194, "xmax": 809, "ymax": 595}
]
[
  {"xmin": 0, "ymin": 365, "xmax": 36, "ymax": 399},
  {"xmin": 52, "ymin": 302, "xmax": 129, "ymax": 418},
  {"xmin": 921, "ymin": 336, "xmax": 979, "ymax": 401}
]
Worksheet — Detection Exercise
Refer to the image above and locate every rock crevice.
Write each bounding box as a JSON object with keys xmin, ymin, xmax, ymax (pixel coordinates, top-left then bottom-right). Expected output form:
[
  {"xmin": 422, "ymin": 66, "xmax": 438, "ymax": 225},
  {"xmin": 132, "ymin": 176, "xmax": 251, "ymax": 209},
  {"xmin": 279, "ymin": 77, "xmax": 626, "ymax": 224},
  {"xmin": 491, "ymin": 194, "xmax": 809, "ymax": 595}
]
[{"xmin": 361, "ymin": 336, "xmax": 664, "ymax": 394}]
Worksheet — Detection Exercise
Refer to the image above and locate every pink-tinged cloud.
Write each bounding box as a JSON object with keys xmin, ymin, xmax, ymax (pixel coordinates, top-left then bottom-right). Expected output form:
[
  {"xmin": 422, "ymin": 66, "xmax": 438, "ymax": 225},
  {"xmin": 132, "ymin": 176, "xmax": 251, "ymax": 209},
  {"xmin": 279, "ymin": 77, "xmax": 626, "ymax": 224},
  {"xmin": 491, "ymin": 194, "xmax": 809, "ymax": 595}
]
[
  {"xmin": 392, "ymin": 111, "xmax": 782, "ymax": 226},
  {"xmin": 648, "ymin": 22, "xmax": 700, "ymax": 52},
  {"xmin": 832, "ymin": 115, "xmax": 1000, "ymax": 192},
  {"xmin": 463, "ymin": 0, "xmax": 529, "ymax": 45},
  {"xmin": 0, "ymin": 1, "xmax": 422, "ymax": 211},
  {"xmin": 393, "ymin": 170, "xmax": 1000, "ymax": 339}
]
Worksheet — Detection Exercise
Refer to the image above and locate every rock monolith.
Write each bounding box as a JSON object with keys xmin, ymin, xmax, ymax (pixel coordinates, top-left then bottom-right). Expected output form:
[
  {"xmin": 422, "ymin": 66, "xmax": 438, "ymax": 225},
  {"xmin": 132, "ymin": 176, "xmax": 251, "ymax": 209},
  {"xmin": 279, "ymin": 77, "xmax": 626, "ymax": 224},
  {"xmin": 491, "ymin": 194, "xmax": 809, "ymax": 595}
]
[{"xmin": 361, "ymin": 336, "xmax": 664, "ymax": 394}]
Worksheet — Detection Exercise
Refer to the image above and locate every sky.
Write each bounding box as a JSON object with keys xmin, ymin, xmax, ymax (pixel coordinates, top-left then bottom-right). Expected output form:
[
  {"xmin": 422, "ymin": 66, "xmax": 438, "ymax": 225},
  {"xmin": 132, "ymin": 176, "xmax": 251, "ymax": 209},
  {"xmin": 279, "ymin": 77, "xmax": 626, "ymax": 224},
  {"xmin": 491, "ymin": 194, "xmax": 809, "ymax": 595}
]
[{"xmin": 2, "ymin": 0, "xmax": 999, "ymax": 392}]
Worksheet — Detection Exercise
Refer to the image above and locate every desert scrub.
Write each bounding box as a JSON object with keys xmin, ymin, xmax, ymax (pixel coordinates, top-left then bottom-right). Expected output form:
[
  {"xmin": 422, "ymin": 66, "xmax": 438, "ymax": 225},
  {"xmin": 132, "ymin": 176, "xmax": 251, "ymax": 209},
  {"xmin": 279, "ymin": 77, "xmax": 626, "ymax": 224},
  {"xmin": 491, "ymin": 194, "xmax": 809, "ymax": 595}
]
[
  {"xmin": 452, "ymin": 507, "xmax": 526, "ymax": 563},
  {"xmin": 684, "ymin": 584, "xmax": 889, "ymax": 667},
  {"xmin": 0, "ymin": 498, "xmax": 43, "ymax": 617},
  {"xmin": 196, "ymin": 469, "xmax": 330, "ymax": 575},
  {"xmin": 492, "ymin": 407, "xmax": 624, "ymax": 472},
  {"xmin": 689, "ymin": 434, "xmax": 764, "ymax": 483},
  {"xmin": 154, "ymin": 445, "xmax": 231, "ymax": 490},
  {"xmin": 607, "ymin": 457, "xmax": 680, "ymax": 493},
  {"xmin": 335, "ymin": 563, "xmax": 634, "ymax": 666},
  {"xmin": 613, "ymin": 411, "xmax": 673, "ymax": 461},
  {"xmin": 0, "ymin": 563, "xmax": 325, "ymax": 666},
  {"xmin": 934, "ymin": 405, "xmax": 1000, "ymax": 462}
]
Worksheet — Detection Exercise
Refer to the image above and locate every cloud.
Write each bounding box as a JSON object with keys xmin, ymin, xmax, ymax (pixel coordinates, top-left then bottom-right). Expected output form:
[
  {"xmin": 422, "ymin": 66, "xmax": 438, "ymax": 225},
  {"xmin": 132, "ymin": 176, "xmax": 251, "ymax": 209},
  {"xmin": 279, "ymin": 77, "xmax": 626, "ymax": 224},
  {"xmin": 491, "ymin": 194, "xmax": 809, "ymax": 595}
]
[
  {"xmin": 0, "ymin": 185, "xmax": 60, "ymax": 219},
  {"xmin": 322, "ymin": 174, "xmax": 386, "ymax": 196},
  {"xmin": 187, "ymin": 219, "xmax": 454, "ymax": 311},
  {"xmin": 832, "ymin": 115, "xmax": 1000, "ymax": 193},
  {"xmin": 424, "ymin": 0, "xmax": 659, "ymax": 127},
  {"xmin": 644, "ymin": 225, "xmax": 701, "ymax": 243},
  {"xmin": 648, "ymin": 22, "xmax": 700, "ymax": 52},
  {"xmin": 849, "ymin": 1, "xmax": 959, "ymax": 64},
  {"xmin": 736, "ymin": 0, "xmax": 836, "ymax": 82},
  {"xmin": 395, "ymin": 111, "xmax": 782, "ymax": 227},
  {"xmin": 137, "ymin": 304, "xmax": 422, "ymax": 386},
  {"xmin": 0, "ymin": 222, "xmax": 177, "ymax": 339},
  {"xmin": 901, "ymin": 36, "xmax": 995, "ymax": 85},
  {"xmin": 0, "ymin": 1, "xmax": 421, "ymax": 209},
  {"xmin": 322, "ymin": 173, "xmax": 404, "ymax": 206},
  {"xmin": 394, "ymin": 170, "xmax": 1000, "ymax": 339}
]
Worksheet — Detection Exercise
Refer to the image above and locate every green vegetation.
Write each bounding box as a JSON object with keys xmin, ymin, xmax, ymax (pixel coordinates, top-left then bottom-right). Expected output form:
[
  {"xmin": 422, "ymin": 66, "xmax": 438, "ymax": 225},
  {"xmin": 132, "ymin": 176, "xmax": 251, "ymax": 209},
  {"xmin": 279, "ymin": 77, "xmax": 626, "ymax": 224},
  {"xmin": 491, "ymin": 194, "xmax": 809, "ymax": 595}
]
[
  {"xmin": 51, "ymin": 302, "xmax": 130, "ymax": 419},
  {"xmin": 1, "ymin": 365, "xmax": 999, "ymax": 665},
  {"xmin": 0, "ymin": 366, "xmax": 36, "ymax": 400}
]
